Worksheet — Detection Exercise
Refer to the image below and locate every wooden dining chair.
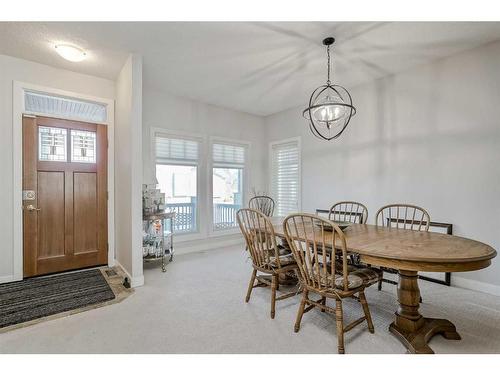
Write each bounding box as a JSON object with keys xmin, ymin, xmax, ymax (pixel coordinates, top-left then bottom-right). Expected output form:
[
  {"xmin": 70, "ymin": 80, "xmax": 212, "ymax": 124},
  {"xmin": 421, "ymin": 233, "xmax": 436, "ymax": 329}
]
[
  {"xmin": 375, "ymin": 204, "xmax": 430, "ymax": 291},
  {"xmin": 248, "ymin": 195, "xmax": 275, "ymax": 217},
  {"xmin": 328, "ymin": 201, "xmax": 368, "ymax": 224},
  {"xmin": 236, "ymin": 208, "xmax": 299, "ymax": 319},
  {"xmin": 328, "ymin": 201, "xmax": 368, "ymax": 266},
  {"xmin": 283, "ymin": 213, "xmax": 381, "ymax": 354}
]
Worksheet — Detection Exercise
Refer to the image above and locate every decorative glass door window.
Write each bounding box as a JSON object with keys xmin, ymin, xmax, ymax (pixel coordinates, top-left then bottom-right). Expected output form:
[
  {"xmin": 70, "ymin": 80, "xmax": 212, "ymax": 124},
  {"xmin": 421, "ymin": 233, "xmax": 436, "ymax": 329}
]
[
  {"xmin": 38, "ymin": 126, "xmax": 67, "ymax": 162},
  {"xmin": 38, "ymin": 126, "xmax": 98, "ymax": 163},
  {"xmin": 71, "ymin": 130, "xmax": 97, "ymax": 163}
]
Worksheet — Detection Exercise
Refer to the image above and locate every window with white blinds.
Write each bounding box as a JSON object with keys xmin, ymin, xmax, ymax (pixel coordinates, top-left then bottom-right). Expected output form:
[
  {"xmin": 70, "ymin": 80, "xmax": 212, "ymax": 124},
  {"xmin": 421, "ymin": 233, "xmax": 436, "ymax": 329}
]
[
  {"xmin": 211, "ymin": 141, "xmax": 247, "ymax": 231},
  {"xmin": 212, "ymin": 143, "xmax": 245, "ymax": 167},
  {"xmin": 271, "ymin": 139, "xmax": 300, "ymax": 216},
  {"xmin": 155, "ymin": 135, "xmax": 199, "ymax": 165},
  {"xmin": 154, "ymin": 133, "xmax": 201, "ymax": 234}
]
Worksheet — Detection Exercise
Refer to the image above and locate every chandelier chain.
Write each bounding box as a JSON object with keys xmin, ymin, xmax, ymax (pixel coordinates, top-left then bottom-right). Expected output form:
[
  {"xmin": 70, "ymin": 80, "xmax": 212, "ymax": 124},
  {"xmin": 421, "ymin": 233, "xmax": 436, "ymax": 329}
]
[{"xmin": 326, "ymin": 44, "xmax": 331, "ymax": 85}]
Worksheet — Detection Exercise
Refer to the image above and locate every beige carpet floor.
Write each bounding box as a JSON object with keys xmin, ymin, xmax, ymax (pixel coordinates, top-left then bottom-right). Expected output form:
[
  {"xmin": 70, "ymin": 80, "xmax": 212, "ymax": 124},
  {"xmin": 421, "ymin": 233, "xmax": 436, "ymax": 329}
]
[{"xmin": 1, "ymin": 245, "xmax": 499, "ymax": 354}]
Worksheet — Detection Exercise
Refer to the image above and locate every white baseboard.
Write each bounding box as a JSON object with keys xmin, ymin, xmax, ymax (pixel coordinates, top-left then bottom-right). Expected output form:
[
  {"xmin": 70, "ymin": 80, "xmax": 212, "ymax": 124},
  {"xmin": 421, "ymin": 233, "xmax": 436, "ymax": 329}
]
[
  {"xmin": 452, "ymin": 275, "xmax": 500, "ymax": 297},
  {"xmin": 114, "ymin": 260, "xmax": 144, "ymax": 288},
  {"xmin": 174, "ymin": 236, "xmax": 244, "ymax": 255},
  {"xmin": 0, "ymin": 275, "xmax": 15, "ymax": 284},
  {"xmin": 130, "ymin": 275, "xmax": 144, "ymax": 288}
]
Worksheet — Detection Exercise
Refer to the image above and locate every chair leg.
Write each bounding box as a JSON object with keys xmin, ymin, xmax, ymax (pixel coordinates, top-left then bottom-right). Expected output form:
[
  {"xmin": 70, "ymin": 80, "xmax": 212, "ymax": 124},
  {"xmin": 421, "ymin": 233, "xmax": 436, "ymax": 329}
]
[
  {"xmin": 294, "ymin": 290, "xmax": 308, "ymax": 333},
  {"xmin": 245, "ymin": 269, "xmax": 257, "ymax": 303},
  {"xmin": 320, "ymin": 296, "xmax": 326, "ymax": 312},
  {"xmin": 335, "ymin": 299, "xmax": 345, "ymax": 354},
  {"xmin": 359, "ymin": 290, "xmax": 374, "ymax": 333},
  {"xmin": 270, "ymin": 274, "xmax": 277, "ymax": 319},
  {"xmin": 377, "ymin": 271, "xmax": 383, "ymax": 291}
]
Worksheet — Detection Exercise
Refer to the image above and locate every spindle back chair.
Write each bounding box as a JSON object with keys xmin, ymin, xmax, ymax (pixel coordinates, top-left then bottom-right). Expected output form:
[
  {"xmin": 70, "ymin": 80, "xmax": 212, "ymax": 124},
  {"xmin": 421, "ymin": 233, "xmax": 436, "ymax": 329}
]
[
  {"xmin": 375, "ymin": 204, "xmax": 430, "ymax": 231},
  {"xmin": 328, "ymin": 201, "xmax": 368, "ymax": 224},
  {"xmin": 248, "ymin": 195, "xmax": 275, "ymax": 217},
  {"xmin": 237, "ymin": 208, "xmax": 298, "ymax": 319},
  {"xmin": 283, "ymin": 213, "xmax": 380, "ymax": 354},
  {"xmin": 375, "ymin": 204, "xmax": 431, "ymax": 290}
]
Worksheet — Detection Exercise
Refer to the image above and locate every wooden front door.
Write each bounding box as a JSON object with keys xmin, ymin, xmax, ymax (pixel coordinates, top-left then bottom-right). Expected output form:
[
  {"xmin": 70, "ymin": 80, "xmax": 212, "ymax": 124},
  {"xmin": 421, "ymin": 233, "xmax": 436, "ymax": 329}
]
[{"xmin": 22, "ymin": 116, "xmax": 108, "ymax": 277}]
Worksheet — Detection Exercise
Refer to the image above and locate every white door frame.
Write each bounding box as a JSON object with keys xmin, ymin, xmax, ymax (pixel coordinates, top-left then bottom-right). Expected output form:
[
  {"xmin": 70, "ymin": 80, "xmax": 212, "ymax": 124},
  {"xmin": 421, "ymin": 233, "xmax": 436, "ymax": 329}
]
[{"xmin": 11, "ymin": 81, "xmax": 115, "ymax": 282}]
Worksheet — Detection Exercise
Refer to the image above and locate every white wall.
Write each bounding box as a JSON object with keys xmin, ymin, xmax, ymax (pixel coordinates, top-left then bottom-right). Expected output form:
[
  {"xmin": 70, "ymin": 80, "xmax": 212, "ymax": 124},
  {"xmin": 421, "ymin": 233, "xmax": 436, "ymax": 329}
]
[
  {"xmin": 0, "ymin": 54, "xmax": 115, "ymax": 283},
  {"xmin": 265, "ymin": 41, "xmax": 500, "ymax": 291},
  {"xmin": 142, "ymin": 88, "xmax": 267, "ymax": 253},
  {"xmin": 115, "ymin": 54, "xmax": 144, "ymax": 287}
]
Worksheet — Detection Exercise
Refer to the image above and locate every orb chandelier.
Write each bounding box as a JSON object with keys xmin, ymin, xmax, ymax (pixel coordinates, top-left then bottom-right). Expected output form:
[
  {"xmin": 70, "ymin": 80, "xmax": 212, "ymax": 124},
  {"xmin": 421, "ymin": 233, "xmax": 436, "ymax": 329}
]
[{"xmin": 303, "ymin": 37, "xmax": 356, "ymax": 141}]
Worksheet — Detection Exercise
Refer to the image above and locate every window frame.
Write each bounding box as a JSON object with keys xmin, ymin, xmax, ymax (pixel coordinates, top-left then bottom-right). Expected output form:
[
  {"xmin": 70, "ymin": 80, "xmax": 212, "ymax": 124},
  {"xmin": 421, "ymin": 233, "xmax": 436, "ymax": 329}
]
[
  {"xmin": 151, "ymin": 128, "xmax": 205, "ymax": 241},
  {"xmin": 269, "ymin": 136, "xmax": 302, "ymax": 217},
  {"xmin": 208, "ymin": 136, "xmax": 251, "ymax": 237}
]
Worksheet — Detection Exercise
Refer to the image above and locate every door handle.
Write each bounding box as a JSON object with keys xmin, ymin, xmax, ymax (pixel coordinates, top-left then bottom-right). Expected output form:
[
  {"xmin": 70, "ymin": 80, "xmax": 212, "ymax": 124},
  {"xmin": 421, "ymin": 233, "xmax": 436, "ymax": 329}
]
[{"xmin": 25, "ymin": 204, "xmax": 41, "ymax": 212}]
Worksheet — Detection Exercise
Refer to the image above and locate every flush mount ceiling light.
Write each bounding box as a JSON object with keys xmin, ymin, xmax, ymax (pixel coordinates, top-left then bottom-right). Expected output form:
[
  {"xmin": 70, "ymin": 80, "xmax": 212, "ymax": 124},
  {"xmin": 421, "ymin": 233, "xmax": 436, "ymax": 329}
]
[
  {"xmin": 54, "ymin": 44, "xmax": 87, "ymax": 62},
  {"xmin": 303, "ymin": 37, "xmax": 356, "ymax": 141}
]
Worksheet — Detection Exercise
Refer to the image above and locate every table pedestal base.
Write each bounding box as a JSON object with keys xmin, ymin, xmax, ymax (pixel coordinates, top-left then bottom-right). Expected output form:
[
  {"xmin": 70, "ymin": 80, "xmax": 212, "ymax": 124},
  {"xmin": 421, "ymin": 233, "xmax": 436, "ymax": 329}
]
[
  {"xmin": 390, "ymin": 318, "xmax": 461, "ymax": 354},
  {"xmin": 390, "ymin": 270, "xmax": 461, "ymax": 354}
]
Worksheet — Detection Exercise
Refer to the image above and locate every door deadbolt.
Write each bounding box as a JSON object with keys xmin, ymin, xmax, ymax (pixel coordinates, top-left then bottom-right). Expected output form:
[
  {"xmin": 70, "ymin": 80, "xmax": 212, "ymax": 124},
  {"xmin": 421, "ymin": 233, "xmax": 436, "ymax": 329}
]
[{"xmin": 23, "ymin": 190, "xmax": 36, "ymax": 200}]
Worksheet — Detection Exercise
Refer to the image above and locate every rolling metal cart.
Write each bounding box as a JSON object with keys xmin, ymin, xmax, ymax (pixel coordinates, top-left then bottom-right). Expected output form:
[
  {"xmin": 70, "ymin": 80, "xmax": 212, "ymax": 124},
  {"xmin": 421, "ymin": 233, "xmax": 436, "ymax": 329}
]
[{"xmin": 142, "ymin": 212, "xmax": 175, "ymax": 272}]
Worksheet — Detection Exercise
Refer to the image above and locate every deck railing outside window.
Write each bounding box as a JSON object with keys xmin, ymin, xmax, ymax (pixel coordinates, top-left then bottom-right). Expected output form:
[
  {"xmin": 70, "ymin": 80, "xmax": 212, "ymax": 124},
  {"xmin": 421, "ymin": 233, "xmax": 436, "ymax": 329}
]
[
  {"xmin": 165, "ymin": 202, "xmax": 240, "ymax": 232},
  {"xmin": 213, "ymin": 203, "xmax": 241, "ymax": 230},
  {"xmin": 166, "ymin": 201, "xmax": 196, "ymax": 233}
]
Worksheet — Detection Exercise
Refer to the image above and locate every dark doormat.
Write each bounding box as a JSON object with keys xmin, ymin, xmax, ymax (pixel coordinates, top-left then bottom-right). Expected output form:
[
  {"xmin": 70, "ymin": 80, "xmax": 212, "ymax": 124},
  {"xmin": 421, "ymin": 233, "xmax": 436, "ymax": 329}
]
[{"xmin": 0, "ymin": 269, "xmax": 115, "ymax": 329}]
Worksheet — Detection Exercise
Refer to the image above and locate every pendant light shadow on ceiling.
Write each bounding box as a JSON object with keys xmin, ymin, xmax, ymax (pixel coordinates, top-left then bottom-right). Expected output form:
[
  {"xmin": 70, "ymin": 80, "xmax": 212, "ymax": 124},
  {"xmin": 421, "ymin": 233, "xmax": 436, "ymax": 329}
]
[{"xmin": 303, "ymin": 37, "xmax": 356, "ymax": 141}]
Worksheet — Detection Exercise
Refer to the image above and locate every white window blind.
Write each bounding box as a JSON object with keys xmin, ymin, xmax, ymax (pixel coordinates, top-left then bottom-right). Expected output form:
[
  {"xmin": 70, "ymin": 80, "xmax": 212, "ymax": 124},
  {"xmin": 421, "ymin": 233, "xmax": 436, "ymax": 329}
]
[
  {"xmin": 212, "ymin": 143, "xmax": 245, "ymax": 168},
  {"xmin": 25, "ymin": 91, "xmax": 107, "ymax": 123},
  {"xmin": 155, "ymin": 135, "xmax": 199, "ymax": 165},
  {"xmin": 271, "ymin": 140, "xmax": 300, "ymax": 216}
]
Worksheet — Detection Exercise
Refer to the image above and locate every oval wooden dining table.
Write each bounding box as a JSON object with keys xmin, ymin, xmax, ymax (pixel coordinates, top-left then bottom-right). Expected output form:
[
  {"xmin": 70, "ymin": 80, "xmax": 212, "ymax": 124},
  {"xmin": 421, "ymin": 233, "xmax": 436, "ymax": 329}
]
[{"xmin": 268, "ymin": 216, "xmax": 497, "ymax": 354}]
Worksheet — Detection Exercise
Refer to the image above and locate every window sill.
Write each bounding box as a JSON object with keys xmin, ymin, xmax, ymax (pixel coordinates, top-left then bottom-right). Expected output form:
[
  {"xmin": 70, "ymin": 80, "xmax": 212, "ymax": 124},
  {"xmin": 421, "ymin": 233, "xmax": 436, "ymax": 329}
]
[
  {"xmin": 173, "ymin": 231, "xmax": 204, "ymax": 243},
  {"xmin": 208, "ymin": 228, "xmax": 240, "ymax": 238}
]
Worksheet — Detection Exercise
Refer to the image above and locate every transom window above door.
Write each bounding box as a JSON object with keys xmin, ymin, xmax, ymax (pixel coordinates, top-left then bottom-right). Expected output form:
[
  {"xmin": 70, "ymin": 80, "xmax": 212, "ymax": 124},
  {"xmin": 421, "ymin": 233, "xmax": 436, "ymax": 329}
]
[
  {"xmin": 25, "ymin": 91, "xmax": 107, "ymax": 123},
  {"xmin": 38, "ymin": 126, "xmax": 97, "ymax": 163}
]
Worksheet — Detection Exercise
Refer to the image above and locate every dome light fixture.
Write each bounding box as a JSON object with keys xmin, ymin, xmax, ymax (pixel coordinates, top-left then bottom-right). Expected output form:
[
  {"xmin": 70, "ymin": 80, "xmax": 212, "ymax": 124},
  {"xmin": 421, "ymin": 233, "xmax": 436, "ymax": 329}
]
[
  {"xmin": 54, "ymin": 44, "xmax": 87, "ymax": 62},
  {"xmin": 303, "ymin": 37, "xmax": 356, "ymax": 141}
]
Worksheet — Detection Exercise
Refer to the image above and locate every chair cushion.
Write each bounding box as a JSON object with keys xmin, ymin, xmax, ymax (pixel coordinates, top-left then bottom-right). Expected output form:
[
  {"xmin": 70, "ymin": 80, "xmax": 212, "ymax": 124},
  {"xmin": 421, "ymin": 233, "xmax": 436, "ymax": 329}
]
[
  {"xmin": 269, "ymin": 253, "xmax": 296, "ymax": 267},
  {"xmin": 349, "ymin": 267, "xmax": 383, "ymax": 287},
  {"xmin": 327, "ymin": 261, "xmax": 358, "ymax": 274},
  {"xmin": 308, "ymin": 267, "xmax": 382, "ymax": 290},
  {"xmin": 276, "ymin": 244, "xmax": 292, "ymax": 256}
]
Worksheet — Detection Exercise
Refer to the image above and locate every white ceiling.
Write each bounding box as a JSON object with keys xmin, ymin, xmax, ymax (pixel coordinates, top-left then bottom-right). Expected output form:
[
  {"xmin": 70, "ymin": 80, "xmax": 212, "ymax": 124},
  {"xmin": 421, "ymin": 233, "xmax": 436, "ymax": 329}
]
[{"xmin": 1, "ymin": 22, "xmax": 500, "ymax": 116}]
